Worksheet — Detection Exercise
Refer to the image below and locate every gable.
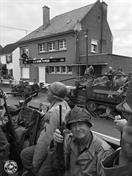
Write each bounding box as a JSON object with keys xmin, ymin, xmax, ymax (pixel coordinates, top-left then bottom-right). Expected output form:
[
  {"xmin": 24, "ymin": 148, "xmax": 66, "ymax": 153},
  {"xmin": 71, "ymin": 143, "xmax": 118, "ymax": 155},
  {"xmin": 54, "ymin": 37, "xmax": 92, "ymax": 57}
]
[{"xmin": 19, "ymin": 3, "xmax": 95, "ymax": 43}]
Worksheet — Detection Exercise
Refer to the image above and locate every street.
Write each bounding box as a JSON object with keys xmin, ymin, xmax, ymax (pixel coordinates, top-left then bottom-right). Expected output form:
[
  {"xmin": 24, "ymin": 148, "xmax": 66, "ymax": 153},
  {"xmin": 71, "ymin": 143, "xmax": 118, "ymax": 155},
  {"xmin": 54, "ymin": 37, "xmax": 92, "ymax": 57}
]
[{"xmin": 1, "ymin": 86, "xmax": 120, "ymax": 140}]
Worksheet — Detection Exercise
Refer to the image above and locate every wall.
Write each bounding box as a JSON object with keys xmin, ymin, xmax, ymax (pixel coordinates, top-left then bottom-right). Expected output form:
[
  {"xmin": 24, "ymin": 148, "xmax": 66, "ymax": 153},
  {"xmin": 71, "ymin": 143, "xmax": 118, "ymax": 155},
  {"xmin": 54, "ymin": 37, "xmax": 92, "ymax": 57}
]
[
  {"xmin": 20, "ymin": 32, "xmax": 77, "ymax": 83},
  {"xmin": 25, "ymin": 32, "xmax": 76, "ymax": 65},
  {"xmin": 46, "ymin": 66, "xmax": 77, "ymax": 85},
  {"xmin": 11, "ymin": 48, "xmax": 20, "ymax": 81},
  {"xmin": 0, "ymin": 55, "xmax": 6, "ymax": 64},
  {"xmin": 79, "ymin": 1, "xmax": 112, "ymax": 59},
  {"xmin": 107, "ymin": 54, "xmax": 132, "ymax": 74},
  {"xmin": 0, "ymin": 48, "xmax": 20, "ymax": 81}
]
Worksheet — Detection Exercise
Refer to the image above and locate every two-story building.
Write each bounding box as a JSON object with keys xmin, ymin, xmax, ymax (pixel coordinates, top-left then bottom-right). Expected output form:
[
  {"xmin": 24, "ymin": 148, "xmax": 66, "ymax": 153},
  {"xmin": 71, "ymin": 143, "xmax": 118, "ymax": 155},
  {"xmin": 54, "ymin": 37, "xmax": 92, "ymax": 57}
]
[
  {"xmin": 0, "ymin": 42, "xmax": 20, "ymax": 81},
  {"xmin": 18, "ymin": 0, "xmax": 113, "ymax": 85}
]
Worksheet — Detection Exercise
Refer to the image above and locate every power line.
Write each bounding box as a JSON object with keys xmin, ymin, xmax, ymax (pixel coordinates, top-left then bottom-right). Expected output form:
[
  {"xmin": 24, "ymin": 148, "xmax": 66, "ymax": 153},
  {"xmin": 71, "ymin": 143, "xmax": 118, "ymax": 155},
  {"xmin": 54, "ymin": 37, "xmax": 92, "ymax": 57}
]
[
  {"xmin": 1, "ymin": 25, "xmax": 132, "ymax": 33},
  {"xmin": 0, "ymin": 25, "xmax": 30, "ymax": 34}
]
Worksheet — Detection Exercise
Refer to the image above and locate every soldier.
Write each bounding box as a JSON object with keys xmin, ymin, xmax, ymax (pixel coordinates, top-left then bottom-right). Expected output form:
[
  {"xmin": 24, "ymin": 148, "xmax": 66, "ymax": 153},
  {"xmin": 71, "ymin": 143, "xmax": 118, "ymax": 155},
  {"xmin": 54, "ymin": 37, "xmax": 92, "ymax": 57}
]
[
  {"xmin": 53, "ymin": 106, "xmax": 114, "ymax": 176},
  {"xmin": 0, "ymin": 104, "xmax": 10, "ymax": 175},
  {"xmin": 84, "ymin": 65, "xmax": 94, "ymax": 79},
  {"xmin": 114, "ymin": 67, "xmax": 125, "ymax": 79},
  {"xmin": 101, "ymin": 78, "xmax": 132, "ymax": 176},
  {"xmin": 20, "ymin": 82, "xmax": 71, "ymax": 176},
  {"xmin": 31, "ymin": 79, "xmax": 40, "ymax": 94}
]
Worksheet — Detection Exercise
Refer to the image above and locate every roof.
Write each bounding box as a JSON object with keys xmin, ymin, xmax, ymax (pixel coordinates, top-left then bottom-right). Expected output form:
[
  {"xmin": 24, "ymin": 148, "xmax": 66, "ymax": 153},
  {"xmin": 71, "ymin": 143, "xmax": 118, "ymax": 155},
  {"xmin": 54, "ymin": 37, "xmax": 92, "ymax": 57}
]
[
  {"xmin": 19, "ymin": 2, "xmax": 96, "ymax": 43},
  {"xmin": 0, "ymin": 42, "xmax": 19, "ymax": 55}
]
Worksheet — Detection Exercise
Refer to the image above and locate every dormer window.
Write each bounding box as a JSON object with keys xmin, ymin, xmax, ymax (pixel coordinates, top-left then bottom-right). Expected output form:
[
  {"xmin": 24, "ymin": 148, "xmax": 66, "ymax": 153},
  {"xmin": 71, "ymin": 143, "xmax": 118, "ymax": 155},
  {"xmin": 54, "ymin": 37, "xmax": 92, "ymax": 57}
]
[{"xmin": 91, "ymin": 39, "xmax": 98, "ymax": 53}]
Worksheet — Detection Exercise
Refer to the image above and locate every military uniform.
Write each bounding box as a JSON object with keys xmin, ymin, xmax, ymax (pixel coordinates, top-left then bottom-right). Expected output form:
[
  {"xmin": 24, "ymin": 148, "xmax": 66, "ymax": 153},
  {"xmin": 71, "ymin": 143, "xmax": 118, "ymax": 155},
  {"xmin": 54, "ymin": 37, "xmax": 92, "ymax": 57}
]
[
  {"xmin": 101, "ymin": 78, "xmax": 132, "ymax": 176},
  {"xmin": 65, "ymin": 133, "xmax": 114, "ymax": 176},
  {"xmin": 0, "ymin": 126, "xmax": 10, "ymax": 175},
  {"xmin": 21, "ymin": 82, "xmax": 71, "ymax": 176},
  {"xmin": 63, "ymin": 106, "xmax": 114, "ymax": 176}
]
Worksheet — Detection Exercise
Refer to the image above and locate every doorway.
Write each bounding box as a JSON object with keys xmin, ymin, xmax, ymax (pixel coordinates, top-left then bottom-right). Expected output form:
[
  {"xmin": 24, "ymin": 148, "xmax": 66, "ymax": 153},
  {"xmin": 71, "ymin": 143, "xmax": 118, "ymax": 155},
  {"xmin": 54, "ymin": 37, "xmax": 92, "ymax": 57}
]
[{"xmin": 39, "ymin": 66, "xmax": 46, "ymax": 83}]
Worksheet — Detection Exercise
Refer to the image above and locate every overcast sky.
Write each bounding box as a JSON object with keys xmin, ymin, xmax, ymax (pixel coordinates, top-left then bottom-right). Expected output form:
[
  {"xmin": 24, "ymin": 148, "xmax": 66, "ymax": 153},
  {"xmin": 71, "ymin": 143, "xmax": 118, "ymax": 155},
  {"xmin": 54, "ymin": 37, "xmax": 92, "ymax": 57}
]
[{"xmin": 0, "ymin": 0, "xmax": 132, "ymax": 57}]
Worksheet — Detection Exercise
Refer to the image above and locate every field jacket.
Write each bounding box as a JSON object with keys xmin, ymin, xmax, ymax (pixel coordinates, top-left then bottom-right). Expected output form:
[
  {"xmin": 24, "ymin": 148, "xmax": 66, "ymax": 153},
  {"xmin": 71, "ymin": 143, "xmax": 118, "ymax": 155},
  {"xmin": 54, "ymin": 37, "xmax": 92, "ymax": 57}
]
[
  {"xmin": 64, "ymin": 133, "xmax": 114, "ymax": 176},
  {"xmin": 101, "ymin": 148, "xmax": 132, "ymax": 176},
  {"xmin": 0, "ymin": 126, "xmax": 9, "ymax": 160},
  {"xmin": 33, "ymin": 100, "xmax": 70, "ymax": 172}
]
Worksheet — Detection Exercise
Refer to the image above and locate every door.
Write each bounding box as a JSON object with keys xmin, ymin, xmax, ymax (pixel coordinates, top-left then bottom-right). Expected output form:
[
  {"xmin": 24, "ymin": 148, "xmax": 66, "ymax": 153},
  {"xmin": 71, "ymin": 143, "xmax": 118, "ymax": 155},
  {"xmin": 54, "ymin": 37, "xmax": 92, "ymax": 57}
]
[{"xmin": 39, "ymin": 66, "xmax": 46, "ymax": 83}]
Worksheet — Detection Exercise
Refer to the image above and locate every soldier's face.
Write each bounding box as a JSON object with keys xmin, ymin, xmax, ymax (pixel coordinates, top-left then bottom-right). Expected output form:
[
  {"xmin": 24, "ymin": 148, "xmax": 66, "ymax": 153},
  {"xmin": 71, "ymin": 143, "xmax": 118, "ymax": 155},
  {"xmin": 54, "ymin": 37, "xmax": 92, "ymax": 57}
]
[{"xmin": 70, "ymin": 121, "xmax": 91, "ymax": 139}]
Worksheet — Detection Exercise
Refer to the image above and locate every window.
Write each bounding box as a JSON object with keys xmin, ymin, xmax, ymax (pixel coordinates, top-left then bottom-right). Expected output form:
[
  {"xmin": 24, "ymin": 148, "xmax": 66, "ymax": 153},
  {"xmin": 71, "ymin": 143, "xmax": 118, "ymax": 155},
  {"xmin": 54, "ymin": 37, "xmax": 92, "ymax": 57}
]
[
  {"xmin": 91, "ymin": 39, "xmax": 98, "ymax": 53},
  {"xmin": 38, "ymin": 43, "xmax": 46, "ymax": 53},
  {"xmin": 8, "ymin": 69, "xmax": 13, "ymax": 76},
  {"xmin": 6, "ymin": 54, "xmax": 12, "ymax": 63},
  {"xmin": 59, "ymin": 40, "xmax": 66, "ymax": 50},
  {"xmin": 55, "ymin": 66, "xmax": 61, "ymax": 73},
  {"xmin": 48, "ymin": 41, "xmax": 55, "ymax": 51},
  {"xmin": 49, "ymin": 66, "xmax": 55, "ymax": 73},
  {"xmin": 61, "ymin": 66, "xmax": 66, "ymax": 73},
  {"xmin": 21, "ymin": 47, "xmax": 29, "ymax": 58},
  {"xmin": 67, "ymin": 66, "xmax": 72, "ymax": 74},
  {"xmin": 48, "ymin": 66, "xmax": 72, "ymax": 74}
]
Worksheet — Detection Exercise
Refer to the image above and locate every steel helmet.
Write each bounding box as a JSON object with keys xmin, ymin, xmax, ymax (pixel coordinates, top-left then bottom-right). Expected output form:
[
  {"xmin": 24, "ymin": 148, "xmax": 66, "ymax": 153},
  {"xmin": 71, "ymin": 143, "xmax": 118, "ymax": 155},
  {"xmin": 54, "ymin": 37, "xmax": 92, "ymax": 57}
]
[
  {"xmin": 48, "ymin": 82, "xmax": 68, "ymax": 99},
  {"xmin": 66, "ymin": 106, "xmax": 93, "ymax": 129}
]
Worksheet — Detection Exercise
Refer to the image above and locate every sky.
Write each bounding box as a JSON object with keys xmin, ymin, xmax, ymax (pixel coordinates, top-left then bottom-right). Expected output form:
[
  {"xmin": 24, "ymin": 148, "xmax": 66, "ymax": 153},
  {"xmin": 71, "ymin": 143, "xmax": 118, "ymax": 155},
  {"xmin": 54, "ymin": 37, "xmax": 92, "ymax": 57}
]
[{"xmin": 0, "ymin": 0, "xmax": 132, "ymax": 57}]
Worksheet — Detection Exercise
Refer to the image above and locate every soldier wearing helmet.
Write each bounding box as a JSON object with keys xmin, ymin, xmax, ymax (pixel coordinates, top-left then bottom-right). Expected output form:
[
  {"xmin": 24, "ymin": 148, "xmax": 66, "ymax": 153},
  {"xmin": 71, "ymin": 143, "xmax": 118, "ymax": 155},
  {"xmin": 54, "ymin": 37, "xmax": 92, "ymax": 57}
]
[
  {"xmin": 54, "ymin": 106, "xmax": 114, "ymax": 176},
  {"xmin": 101, "ymin": 78, "xmax": 132, "ymax": 176},
  {"xmin": 84, "ymin": 65, "xmax": 95, "ymax": 79},
  {"xmin": 21, "ymin": 82, "xmax": 71, "ymax": 176},
  {"xmin": 105, "ymin": 66, "xmax": 115, "ymax": 82}
]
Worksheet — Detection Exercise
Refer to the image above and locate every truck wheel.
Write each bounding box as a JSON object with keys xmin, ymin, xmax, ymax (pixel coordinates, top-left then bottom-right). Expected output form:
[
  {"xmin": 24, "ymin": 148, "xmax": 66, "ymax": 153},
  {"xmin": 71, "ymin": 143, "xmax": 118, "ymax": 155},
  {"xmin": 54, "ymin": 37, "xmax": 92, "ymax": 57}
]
[{"xmin": 86, "ymin": 101, "xmax": 97, "ymax": 112}]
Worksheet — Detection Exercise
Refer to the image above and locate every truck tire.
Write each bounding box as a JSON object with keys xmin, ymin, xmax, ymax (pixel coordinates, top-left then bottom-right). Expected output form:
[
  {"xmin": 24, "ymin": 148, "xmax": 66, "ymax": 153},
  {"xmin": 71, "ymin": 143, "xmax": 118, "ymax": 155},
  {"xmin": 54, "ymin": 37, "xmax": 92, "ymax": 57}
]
[{"xmin": 86, "ymin": 101, "xmax": 97, "ymax": 112}]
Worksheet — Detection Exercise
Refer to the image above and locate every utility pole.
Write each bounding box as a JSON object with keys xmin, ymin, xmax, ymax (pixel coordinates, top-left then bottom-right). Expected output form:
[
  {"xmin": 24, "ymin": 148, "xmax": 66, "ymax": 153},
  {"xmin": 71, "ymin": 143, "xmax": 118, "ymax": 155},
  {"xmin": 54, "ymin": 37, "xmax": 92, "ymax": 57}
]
[
  {"xmin": 85, "ymin": 29, "xmax": 88, "ymax": 69},
  {"xmin": 74, "ymin": 20, "xmax": 82, "ymax": 79}
]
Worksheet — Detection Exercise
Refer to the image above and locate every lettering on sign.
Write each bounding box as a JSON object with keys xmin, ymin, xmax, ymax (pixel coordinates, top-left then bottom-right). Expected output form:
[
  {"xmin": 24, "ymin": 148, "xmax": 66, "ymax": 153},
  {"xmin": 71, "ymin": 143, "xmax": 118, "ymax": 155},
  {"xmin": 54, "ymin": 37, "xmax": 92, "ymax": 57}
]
[{"xmin": 23, "ymin": 58, "xmax": 65, "ymax": 64}]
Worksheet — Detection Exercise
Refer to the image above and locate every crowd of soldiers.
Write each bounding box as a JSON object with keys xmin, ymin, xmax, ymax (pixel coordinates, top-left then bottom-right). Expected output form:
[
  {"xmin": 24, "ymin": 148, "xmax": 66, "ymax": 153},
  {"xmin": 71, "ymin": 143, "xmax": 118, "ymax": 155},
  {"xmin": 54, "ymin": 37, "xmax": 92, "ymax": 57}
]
[{"xmin": 0, "ymin": 79, "xmax": 132, "ymax": 175}]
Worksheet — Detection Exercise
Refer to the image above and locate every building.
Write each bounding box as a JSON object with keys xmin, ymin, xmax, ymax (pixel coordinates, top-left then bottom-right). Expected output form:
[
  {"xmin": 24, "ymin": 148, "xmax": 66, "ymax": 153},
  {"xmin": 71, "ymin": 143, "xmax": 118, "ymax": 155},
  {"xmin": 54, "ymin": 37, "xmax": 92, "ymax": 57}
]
[
  {"xmin": 0, "ymin": 42, "xmax": 20, "ymax": 81},
  {"xmin": 86, "ymin": 53, "xmax": 132, "ymax": 75},
  {"xmin": 18, "ymin": 0, "xmax": 113, "ymax": 85}
]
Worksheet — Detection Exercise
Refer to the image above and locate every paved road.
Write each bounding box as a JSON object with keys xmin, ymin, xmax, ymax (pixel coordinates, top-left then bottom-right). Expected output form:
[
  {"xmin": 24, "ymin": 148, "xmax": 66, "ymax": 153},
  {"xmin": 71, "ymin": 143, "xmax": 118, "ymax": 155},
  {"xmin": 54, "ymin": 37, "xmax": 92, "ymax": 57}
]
[{"xmin": 1, "ymin": 86, "xmax": 120, "ymax": 140}]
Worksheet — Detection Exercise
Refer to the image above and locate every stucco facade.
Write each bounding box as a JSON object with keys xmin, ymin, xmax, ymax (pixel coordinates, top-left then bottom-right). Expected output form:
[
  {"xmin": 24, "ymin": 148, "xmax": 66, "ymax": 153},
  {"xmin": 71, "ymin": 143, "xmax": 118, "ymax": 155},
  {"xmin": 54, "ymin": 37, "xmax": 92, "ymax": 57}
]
[{"xmin": 0, "ymin": 47, "xmax": 20, "ymax": 82}]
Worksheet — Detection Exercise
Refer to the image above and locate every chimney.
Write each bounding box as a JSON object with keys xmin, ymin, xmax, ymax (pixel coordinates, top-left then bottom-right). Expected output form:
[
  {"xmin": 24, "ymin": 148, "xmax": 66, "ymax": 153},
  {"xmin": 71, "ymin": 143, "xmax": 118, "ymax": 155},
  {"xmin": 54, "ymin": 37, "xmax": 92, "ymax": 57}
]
[
  {"xmin": 101, "ymin": 1, "xmax": 107, "ymax": 19},
  {"xmin": 43, "ymin": 6, "xmax": 50, "ymax": 29}
]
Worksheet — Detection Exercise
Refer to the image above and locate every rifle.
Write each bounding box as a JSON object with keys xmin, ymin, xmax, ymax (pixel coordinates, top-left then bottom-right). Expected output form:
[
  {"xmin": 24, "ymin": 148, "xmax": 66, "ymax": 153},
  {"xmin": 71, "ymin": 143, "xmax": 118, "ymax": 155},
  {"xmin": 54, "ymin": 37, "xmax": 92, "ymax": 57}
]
[
  {"xmin": 0, "ymin": 88, "xmax": 23, "ymax": 169},
  {"xmin": 28, "ymin": 108, "xmax": 42, "ymax": 145},
  {"xmin": 56, "ymin": 105, "xmax": 65, "ymax": 176}
]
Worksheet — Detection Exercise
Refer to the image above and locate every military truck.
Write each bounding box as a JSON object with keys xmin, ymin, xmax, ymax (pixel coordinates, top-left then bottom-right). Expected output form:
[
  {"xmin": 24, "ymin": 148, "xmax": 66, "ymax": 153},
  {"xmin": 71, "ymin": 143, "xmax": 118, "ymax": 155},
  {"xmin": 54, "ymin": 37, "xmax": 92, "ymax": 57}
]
[{"xmin": 67, "ymin": 75, "xmax": 128, "ymax": 118}]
